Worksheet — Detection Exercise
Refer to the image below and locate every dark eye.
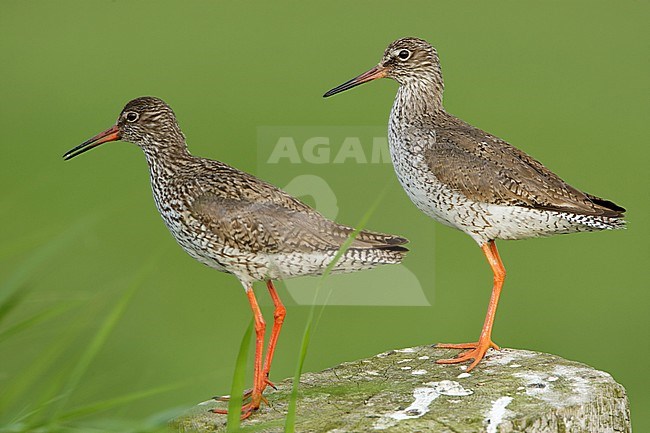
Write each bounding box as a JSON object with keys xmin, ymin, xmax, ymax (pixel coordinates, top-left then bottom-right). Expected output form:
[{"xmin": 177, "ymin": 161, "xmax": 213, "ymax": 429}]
[
  {"xmin": 125, "ymin": 112, "xmax": 139, "ymax": 122},
  {"xmin": 398, "ymin": 49, "xmax": 411, "ymax": 60}
]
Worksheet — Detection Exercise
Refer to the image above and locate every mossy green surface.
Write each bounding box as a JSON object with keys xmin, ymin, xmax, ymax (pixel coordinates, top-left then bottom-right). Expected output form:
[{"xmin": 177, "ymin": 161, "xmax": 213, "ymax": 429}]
[{"xmin": 174, "ymin": 346, "xmax": 630, "ymax": 433}]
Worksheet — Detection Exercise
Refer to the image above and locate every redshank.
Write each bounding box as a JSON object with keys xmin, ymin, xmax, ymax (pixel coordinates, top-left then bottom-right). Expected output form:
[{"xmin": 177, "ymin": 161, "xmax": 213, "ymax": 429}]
[
  {"xmin": 324, "ymin": 37, "xmax": 625, "ymax": 371},
  {"xmin": 63, "ymin": 96, "xmax": 408, "ymax": 417}
]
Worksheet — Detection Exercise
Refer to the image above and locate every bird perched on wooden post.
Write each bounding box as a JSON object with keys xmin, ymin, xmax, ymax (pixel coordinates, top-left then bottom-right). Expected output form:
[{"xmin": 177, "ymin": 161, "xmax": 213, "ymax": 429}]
[
  {"xmin": 323, "ymin": 37, "xmax": 625, "ymax": 371},
  {"xmin": 63, "ymin": 96, "xmax": 408, "ymax": 417}
]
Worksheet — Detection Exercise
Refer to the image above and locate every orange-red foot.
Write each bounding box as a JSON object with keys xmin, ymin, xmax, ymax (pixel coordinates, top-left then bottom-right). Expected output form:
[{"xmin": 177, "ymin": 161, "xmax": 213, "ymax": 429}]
[
  {"xmin": 211, "ymin": 378, "xmax": 276, "ymax": 420},
  {"xmin": 434, "ymin": 340, "xmax": 500, "ymax": 371},
  {"xmin": 212, "ymin": 378, "xmax": 276, "ymax": 402},
  {"xmin": 210, "ymin": 404, "xmax": 256, "ymax": 420},
  {"xmin": 262, "ymin": 377, "xmax": 277, "ymax": 392},
  {"xmin": 210, "ymin": 394, "xmax": 267, "ymax": 420}
]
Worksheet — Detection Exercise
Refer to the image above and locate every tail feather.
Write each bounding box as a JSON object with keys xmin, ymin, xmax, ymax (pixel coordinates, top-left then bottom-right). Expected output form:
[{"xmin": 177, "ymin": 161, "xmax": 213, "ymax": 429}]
[
  {"xmin": 350, "ymin": 231, "xmax": 409, "ymax": 265},
  {"xmin": 328, "ymin": 231, "xmax": 409, "ymax": 273},
  {"xmin": 353, "ymin": 229, "xmax": 409, "ymax": 248},
  {"xmin": 329, "ymin": 247, "xmax": 407, "ymax": 274}
]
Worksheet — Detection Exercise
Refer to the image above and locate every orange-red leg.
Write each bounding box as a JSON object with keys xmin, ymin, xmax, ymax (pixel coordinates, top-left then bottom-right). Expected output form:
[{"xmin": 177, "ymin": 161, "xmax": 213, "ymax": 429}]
[
  {"xmin": 435, "ymin": 240, "xmax": 506, "ymax": 371},
  {"xmin": 243, "ymin": 287, "xmax": 266, "ymax": 416},
  {"xmin": 261, "ymin": 280, "xmax": 285, "ymax": 391},
  {"xmin": 212, "ymin": 286, "xmax": 266, "ymax": 419}
]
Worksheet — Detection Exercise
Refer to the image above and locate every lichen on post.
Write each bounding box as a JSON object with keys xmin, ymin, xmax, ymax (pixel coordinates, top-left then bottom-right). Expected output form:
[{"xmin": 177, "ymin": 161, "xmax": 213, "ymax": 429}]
[{"xmin": 174, "ymin": 346, "xmax": 631, "ymax": 433}]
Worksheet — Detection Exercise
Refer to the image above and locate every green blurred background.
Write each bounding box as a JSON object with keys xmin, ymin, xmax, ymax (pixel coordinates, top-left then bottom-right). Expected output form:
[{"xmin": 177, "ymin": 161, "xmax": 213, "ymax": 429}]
[{"xmin": 1, "ymin": 0, "xmax": 648, "ymax": 431}]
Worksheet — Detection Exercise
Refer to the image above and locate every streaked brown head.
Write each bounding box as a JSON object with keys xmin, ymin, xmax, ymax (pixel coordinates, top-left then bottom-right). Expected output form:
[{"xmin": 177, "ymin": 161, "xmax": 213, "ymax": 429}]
[
  {"xmin": 63, "ymin": 96, "xmax": 185, "ymax": 160},
  {"xmin": 323, "ymin": 37, "xmax": 443, "ymax": 97}
]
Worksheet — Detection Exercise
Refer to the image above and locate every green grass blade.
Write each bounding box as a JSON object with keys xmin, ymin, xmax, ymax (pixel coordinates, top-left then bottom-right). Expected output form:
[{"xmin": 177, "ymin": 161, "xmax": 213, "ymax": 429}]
[
  {"xmin": 226, "ymin": 319, "xmax": 254, "ymax": 433},
  {"xmin": 7, "ymin": 394, "xmax": 68, "ymax": 427},
  {"xmin": 284, "ymin": 186, "xmax": 390, "ymax": 432},
  {"xmin": 0, "ymin": 302, "xmax": 75, "ymax": 343},
  {"xmin": 283, "ymin": 321, "xmax": 311, "ymax": 432},
  {"xmin": 44, "ymin": 254, "xmax": 161, "ymax": 424},
  {"xmin": 58, "ymin": 381, "xmax": 185, "ymax": 422},
  {"xmin": 0, "ymin": 218, "xmax": 98, "ymax": 419},
  {"xmin": 0, "ymin": 303, "xmax": 96, "ymax": 420},
  {"xmin": 139, "ymin": 405, "xmax": 197, "ymax": 432},
  {"xmin": 0, "ymin": 217, "xmax": 95, "ymax": 307}
]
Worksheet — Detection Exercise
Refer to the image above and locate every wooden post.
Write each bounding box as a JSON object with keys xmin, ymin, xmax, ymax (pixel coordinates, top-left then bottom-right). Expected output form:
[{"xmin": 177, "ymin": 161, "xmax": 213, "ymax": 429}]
[{"xmin": 174, "ymin": 346, "xmax": 631, "ymax": 433}]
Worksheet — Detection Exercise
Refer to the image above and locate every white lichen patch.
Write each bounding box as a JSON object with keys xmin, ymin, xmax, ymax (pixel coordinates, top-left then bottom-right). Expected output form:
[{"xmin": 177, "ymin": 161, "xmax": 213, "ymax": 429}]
[
  {"xmin": 485, "ymin": 396, "xmax": 513, "ymax": 433},
  {"xmin": 417, "ymin": 355, "xmax": 430, "ymax": 360},
  {"xmin": 423, "ymin": 380, "xmax": 474, "ymax": 397},
  {"xmin": 390, "ymin": 387, "xmax": 439, "ymax": 420},
  {"xmin": 397, "ymin": 358, "xmax": 413, "ymax": 364},
  {"xmin": 457, "ymin": 372, "xmax": 471, "ymax": 379},
  {"xmin": 484, "ymin": 348, "xmax": 536, "ymax": 367},
  {"xmin": 373, "ymin": 381, "xmax": 473, "ymax": 430},
  {"xmin": 514, "ymin": 371, "xmax": 554, "ymax": 399},
  {"xmin": 514, "ymin": 364, "xmax": 599, "ymax": 408},
  {"xmin": 400, "ymin": 366, "xmax": 412, "ymax": 370},
  {"xmin": 551, "ymin": 365, "xmax": 604, "ymax": 405},
  {"xmin": 555, "ymin": 364, "xmax": 611, "ymax": 380},
  {"xmin": 365, "ymin": 370, "xmax": 380, "ymax": 376},
  {"xmin": 396, "ymin": 347, "xmax": 417, "ymax": 353},
  {"xmin": 411, "ymin": 369, "xmax": 427, "ymax": 375}
]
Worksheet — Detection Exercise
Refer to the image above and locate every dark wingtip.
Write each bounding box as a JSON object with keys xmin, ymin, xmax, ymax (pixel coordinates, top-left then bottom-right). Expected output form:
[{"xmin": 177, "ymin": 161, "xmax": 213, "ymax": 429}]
[
  {"xmin": 598, "ymin": 200, "xmax": 626, "ymax": 215},
  {"xmin": 377, "ymin": 236, "xmax": 409, "ymax": 253},
  {"xmin": 385, "ymin": 245, "xmax": 409, "ymax": 253},
  {"xmin": 355, "ymin": 231, "xmax": 410, "ymax": 249},
  {"xmin": 585, "ymin": 193, "xmax": 626, "ymax": 217}
]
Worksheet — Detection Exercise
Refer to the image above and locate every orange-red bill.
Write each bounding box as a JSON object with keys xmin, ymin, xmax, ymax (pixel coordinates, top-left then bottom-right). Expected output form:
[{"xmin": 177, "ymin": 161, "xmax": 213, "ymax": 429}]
[
  {"xmin": 63, "ymin": 125, "xmax": 121, "ymax": 160},
  {"xmin": 323, "ymin": 65, "xmax": 387, "ymax": 97}
]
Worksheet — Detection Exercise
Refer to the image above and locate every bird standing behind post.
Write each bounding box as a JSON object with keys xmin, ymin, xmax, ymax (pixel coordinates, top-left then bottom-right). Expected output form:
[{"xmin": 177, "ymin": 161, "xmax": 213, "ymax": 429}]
[
  {"xmin": 323, "ymin": 37, "xmax": 625, "ymax": 371},
  {"xmin": 63, "ymin": 96, "xmax": 408, "ymax": 418}
]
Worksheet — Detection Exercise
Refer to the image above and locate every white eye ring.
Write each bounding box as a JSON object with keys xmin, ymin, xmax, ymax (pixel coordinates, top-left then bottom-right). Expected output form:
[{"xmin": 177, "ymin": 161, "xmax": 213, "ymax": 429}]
[
  {"xmin": 396, "ymin": 49, "xmax": 411, "ymax": 61},
  {"xmin": 125, "ymin": 111, "xmax": 139, "ymax": 122}
]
